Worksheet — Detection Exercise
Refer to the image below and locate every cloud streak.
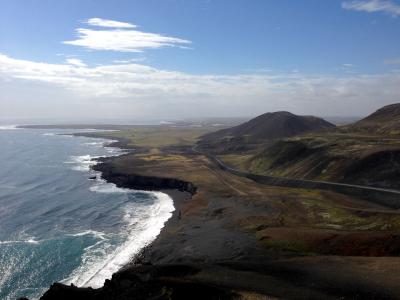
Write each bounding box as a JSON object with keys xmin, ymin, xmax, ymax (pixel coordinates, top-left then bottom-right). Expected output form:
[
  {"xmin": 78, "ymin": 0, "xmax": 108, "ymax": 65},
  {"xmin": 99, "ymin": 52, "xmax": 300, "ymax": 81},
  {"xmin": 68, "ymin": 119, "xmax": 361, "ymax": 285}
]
[
  {"xmin": 342, "ymin": 0, "xmax": 400, "ymax": 16},
  {"xmin": 66, "ymin": 58, "xmax": 87, "ymax": 67},
  {"xmin": 1, "ymin": 53, "xmax": 399, "ymax": 118},
  {"xmin": 86, "ymin": 18, "xmax": 136, "ymax": 28},
  {"xmin": 63, "ymin": 18, "xmax": 191, "ymax": 52}
]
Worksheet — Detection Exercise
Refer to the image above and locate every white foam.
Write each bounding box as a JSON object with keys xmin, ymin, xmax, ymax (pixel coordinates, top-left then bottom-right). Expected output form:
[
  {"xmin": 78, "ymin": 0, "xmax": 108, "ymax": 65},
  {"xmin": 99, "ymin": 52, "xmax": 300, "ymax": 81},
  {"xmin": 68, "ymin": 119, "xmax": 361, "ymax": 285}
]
[
  {"xmin": 89, "ymin": 178, "xmax": 130, "ymax": 194},
  {"xmin": 0, "ymin": 125, "xmax": 19, "ymax": 130},
  {"xmin": 84, "ymin": 141, "xmax": 105, "ymax": 147},
  {"xmin": 65, "ymin": 155, "xmax": 100, "ymax": 172},
  {"xmin": 104, "ymin": 139, "xmax": 118, "ymax": 145},
  {"xmin": 67, "ymin": 230, "xmax": 108, "ymax": 240},
  {"xmin": 0, "ymin": 237, "xmax": 39, "ymax": 245},
  {"xmin": 66, "ymin": 138, "xmax": 126, "ymax": 173},
  {"xmin": 43, "ymin": 133, "xmax": 55, "ymax": 136},
  {"xmin": 64, "ymin": 191, "xmax": 175, "ymax": 288},
  {"xmin": 26, "ymin": 238, "xmax": 39, "ymax": 244}
]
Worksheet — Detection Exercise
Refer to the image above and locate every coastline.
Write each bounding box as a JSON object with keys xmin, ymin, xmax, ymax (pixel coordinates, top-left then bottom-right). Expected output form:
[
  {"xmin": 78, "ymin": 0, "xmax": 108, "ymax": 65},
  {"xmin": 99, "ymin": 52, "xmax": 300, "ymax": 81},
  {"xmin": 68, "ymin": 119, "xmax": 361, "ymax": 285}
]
[
  {"xmin": 79, "ymin": 133, "xmax": 197, "ymax": 278},
  {"xmin": 5, "ymin": 128, "xmax": 193, "ymax": 299},
  {"xmin": 39, "ymin": 133, "xmax": 215, "ymax": 299},
  {"xmin": 88, "ymin": 136, "xmax": 197, "ymax": 268},
  {"xmin": 32, "ymin": 129, "xmax": 400, "ymax": 299}
]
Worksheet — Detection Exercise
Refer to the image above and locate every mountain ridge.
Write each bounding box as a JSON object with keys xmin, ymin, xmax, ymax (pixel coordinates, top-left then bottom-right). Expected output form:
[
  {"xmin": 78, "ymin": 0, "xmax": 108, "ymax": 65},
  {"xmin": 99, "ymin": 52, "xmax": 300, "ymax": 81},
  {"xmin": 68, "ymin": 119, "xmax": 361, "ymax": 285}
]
[
  {"xmin": 346, "ymin": 103, "xmax": 400, "ymax": 135},
  {"xmin": 199, "ymin": 111, "xmax": 335, "ymax": 153}
]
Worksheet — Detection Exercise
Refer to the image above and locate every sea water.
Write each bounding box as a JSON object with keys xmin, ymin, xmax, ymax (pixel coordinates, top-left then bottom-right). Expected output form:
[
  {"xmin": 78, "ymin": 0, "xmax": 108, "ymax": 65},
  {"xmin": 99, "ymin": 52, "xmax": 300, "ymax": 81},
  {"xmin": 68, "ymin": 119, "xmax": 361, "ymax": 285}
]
[{"xmin": 0, "ymin": 127, "xmax": 174, "ymax": 299}]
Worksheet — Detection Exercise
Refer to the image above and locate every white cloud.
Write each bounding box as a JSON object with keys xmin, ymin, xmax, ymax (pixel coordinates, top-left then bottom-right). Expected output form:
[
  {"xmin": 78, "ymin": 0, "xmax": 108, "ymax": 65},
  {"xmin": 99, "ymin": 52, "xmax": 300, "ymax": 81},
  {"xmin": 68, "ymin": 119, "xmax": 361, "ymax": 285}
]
[
  {"xmin": 63, "ymin": 19, "xmax": 191, "ymax": 52},
  {"xmin": 0, "ymin": 53, "xmax": 272, "ymax": 98},
  {"xmin": 342, "ymin": 63, "xmax": 354, "ymax": 67},
  {"xmin": 342, "ymin": 0, "xmax": 400, "ymax": 16},
  {"xmin": 86, "ymin": 18, "xmax": 136, "ymax": 28},
  {"xmin": 1, "ymin": 53, "xmax": 399, "ymax": 119},
  {"xmin": 66, "ymin": 58, "xmax": 87, "ymax": 67}
]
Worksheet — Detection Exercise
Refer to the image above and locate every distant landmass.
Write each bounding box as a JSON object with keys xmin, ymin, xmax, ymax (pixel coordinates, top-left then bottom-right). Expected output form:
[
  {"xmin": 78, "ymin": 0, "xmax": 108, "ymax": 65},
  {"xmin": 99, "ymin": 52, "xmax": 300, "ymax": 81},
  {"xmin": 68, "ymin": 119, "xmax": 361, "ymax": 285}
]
[{"xmin": 199, "ymin": 111, "xmax": 335, "ymax": 153}]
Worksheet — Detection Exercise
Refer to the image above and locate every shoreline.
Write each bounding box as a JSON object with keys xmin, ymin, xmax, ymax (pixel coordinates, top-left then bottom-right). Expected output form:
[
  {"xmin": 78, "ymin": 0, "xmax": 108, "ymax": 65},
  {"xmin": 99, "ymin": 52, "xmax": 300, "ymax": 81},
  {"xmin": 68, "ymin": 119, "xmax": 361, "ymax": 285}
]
[
  {"xmin": 34, "ymin": 128, "xmax": 400, "ymax": 299},
  {"xmin": 11, "ymin": 128, "xmax": 193, "ymax": 296},
  {"xmin": 81, "ymin": 132, "xmax": 196, "ymax": 280},
  {"xmin": 87, "ymin": 135, "xmax": 197, "ymax": 269}
]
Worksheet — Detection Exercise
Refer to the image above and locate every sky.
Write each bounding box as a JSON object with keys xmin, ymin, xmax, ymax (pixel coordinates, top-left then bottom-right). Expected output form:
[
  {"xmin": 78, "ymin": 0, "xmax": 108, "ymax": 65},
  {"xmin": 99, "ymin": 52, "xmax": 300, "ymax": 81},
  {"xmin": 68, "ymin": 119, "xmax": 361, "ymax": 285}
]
[{"xmin": 0, "ymin": 0, "xmax": 400, "ymax": 122}]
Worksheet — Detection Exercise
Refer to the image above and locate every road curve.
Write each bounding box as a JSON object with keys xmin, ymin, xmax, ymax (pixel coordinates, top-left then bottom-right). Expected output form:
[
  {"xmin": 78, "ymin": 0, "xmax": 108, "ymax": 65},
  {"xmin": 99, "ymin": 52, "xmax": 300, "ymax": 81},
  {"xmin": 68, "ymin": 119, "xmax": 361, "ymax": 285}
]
[{"xmin": 192, "ymin": 146, "xmax": 400, "ymax": 208}]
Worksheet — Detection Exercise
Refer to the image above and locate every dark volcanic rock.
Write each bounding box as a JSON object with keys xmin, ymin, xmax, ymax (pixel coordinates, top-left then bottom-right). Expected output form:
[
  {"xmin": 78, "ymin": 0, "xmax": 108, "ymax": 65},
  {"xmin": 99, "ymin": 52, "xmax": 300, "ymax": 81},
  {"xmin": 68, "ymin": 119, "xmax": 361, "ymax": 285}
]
[
  {"xmin": 40, "ymin": 264, "xmax": 239, "ymax": 300},
  {"xmin": 343, "ymin": 150, "xmax": 400, "ymax": 189},
  {"xmin": 93, "ymin": 163, "xmax": 197, "ymax": 195}
]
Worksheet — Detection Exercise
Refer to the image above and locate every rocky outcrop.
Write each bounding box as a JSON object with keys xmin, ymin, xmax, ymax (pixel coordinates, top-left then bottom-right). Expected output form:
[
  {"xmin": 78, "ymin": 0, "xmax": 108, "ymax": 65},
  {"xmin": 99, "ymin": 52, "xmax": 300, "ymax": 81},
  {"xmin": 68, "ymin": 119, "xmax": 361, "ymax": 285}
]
[
  {"xmin": 93, "ymin": 163, "xmax": 197, "ymax": 195},
  {"xmin": 39, "ymin": 264, "xmax": 238, "ymax": 300}
]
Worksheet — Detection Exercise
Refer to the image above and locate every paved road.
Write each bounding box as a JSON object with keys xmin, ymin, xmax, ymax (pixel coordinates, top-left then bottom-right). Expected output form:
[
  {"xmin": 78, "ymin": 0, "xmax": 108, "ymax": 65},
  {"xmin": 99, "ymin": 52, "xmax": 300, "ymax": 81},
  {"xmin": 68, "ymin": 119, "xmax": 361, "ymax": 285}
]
[{"xmin": 192, "ymin": 146, "xmax": 400, "ymax": 208}]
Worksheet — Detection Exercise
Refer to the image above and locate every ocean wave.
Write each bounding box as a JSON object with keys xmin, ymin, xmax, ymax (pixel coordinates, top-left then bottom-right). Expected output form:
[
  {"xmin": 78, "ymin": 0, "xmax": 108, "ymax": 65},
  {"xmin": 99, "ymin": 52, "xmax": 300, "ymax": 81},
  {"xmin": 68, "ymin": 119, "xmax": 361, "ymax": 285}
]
[
  {"xmin": 65, "ymin": 142, "xmax": 126, "ymax": 173},
  {"xmin": 0, "ymin": 238, "xmax": 40, "ymax": 245},
  {"xmin": 61, "ymin": 134, "xmax": 171, "ymax": 289},
  {"xmin": 65, "ymin": 155, "xmax": 100, "ymax": 172},
  {"xmin": 89, "ymin": 178, "xmax": 130, "ymax": 194},
  {"xmin": 63, "ymin": 191, "xmax": 175, "ymax": 288},
  {"xmin": 67, "ymin": 230, "xmax": 108, "ymax": 241},
  {"xmin": 42, "ymin": 133, "xmax": 56, "ymax": 136},
  {"xmin": 84, "ymin": 141, "xmax": 105, "ymax": 147},
  {"xmin": 0, "ymin": 125, "xmax": 19, "ymax": 130},
  {"xmin": 104, "ymin": 139, "xmax": 118, "ymax": 145}
]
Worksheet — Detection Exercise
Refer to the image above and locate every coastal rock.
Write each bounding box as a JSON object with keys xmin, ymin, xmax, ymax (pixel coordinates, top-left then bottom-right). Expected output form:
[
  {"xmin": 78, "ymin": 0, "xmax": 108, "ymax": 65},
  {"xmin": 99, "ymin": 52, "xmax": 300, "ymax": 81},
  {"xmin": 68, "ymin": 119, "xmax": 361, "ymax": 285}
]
[
  {"xmin": 93, "ymin": 163, "xmax": 197, "ymax": 195},
  {"xmin": 39, "ymin": 264, "xmax": 239, "ymax": 300}
]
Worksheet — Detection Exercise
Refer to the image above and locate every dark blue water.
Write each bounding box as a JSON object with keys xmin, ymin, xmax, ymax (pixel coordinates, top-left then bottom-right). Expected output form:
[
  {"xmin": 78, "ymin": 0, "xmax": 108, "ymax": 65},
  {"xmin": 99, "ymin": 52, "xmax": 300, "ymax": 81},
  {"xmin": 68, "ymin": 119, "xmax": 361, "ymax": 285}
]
[{"xmin": 0, "ymin": 127, "xmax": 174, "ymax": 300}]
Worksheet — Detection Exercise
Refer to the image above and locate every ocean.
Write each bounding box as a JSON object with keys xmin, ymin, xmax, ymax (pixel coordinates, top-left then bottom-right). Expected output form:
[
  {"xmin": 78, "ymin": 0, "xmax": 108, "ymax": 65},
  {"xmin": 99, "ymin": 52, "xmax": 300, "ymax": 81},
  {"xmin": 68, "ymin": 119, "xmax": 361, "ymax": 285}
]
[{"xmin": 0, "ymin": 126, "xmax": 174, "ymax": 300}]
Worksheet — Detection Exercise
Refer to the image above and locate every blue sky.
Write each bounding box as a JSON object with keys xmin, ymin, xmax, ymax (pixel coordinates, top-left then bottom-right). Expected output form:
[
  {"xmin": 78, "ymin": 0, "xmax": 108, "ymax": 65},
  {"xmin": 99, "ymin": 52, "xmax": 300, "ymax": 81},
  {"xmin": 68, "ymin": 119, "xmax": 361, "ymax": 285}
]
[{"xmin": 0, "ymin": 0, "xmax": 400, "ymax": 120}]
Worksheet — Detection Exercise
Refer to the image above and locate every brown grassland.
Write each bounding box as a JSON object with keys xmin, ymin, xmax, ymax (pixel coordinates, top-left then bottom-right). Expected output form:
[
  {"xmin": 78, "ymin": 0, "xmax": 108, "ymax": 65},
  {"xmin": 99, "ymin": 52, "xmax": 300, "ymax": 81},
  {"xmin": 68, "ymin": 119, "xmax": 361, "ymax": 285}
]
[{"xmin": 80, "ymin": 125, "xmax": 400, "ymax": 299}]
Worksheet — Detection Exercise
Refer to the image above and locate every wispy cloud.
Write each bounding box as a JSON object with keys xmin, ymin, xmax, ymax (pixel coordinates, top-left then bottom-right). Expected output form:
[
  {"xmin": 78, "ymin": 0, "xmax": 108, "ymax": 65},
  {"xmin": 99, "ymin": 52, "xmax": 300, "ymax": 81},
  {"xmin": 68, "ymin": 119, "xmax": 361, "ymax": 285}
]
[
  {"xmin": 66, "ymin": 58, "xmax": 87, "ymax": 67},
  {"xmin": 63, "ymin": 18, "xmax": 191, "ymax": 52},
  {"xmin": 342, "ymin": 0, "xmax": 400, "ymax": 16},
  {"xmin": 113, "ymin": 58, "xmax": 146, "ymax": 63},
  {"xmin": 86, "ymin": 18, "xmax": 136, "ymax": 28},
  {"xmin": 1, "ymin": 53, "xmax": 399, "ymax": 118}
]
